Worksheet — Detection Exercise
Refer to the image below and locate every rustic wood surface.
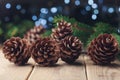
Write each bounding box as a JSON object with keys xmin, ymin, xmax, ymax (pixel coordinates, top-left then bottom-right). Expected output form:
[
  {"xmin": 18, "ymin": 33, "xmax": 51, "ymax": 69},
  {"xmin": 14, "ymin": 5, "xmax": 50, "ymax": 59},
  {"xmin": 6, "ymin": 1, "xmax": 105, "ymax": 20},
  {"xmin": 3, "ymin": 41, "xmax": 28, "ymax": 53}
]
[
  {"xmin": 84, "ymin": 55, "xmax": 120, "ymax": 80},
  {"xmin": 0, "ymin": 48, "xmax": 120, "ymax": 80},
  {"xmin": 28, "ymin": 55, "xmax": 87, "ymax": 80}
]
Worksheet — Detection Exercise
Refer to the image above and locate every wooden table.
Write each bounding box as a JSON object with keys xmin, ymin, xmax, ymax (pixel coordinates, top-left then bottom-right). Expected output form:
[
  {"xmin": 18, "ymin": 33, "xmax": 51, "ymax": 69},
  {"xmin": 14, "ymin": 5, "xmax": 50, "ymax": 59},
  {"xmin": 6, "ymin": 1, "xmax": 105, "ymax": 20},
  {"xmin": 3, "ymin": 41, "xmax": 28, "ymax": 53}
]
[{"xmin": 0, "ymin": 49, "xmax": 120, "ymax": 80}]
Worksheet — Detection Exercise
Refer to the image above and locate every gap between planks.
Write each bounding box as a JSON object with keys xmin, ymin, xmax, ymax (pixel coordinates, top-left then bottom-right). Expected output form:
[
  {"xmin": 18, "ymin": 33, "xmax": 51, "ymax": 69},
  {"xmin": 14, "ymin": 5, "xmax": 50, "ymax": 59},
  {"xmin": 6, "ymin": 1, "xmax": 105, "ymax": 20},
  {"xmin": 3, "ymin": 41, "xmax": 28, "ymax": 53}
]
[{"xmin": 26, "ymin": 64, "xmax": 35, "ymax": 80}]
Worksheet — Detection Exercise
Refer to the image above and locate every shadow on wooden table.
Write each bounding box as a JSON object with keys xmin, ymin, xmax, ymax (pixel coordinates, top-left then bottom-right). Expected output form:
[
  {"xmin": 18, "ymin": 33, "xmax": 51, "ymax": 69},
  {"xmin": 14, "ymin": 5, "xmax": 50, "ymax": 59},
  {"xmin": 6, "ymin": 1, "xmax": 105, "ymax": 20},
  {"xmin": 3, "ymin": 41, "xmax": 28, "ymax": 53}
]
[{"xmin": 98, "ymin": 62, "xmax": 120, "ymax": 68}]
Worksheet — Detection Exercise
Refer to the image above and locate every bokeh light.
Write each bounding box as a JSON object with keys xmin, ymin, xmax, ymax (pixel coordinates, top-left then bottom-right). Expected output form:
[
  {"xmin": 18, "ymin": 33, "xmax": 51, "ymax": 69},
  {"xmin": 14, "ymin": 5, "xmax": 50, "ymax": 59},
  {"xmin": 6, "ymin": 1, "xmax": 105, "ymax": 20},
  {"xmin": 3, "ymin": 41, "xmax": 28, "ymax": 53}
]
[
  {"xmin": 119, "ymin": 7, "xmax": 120, "ymax": 12},
  {"xmin": 64, "ymin": 0, "xmax": 70, "ymax": 4},
  {"xmin": 40, "ymin": 8, "xmax": 49, "ymax": 14},
  {"xmin": 108, "ymin": 7, "xmax": 114, "ymax": 13},
  {"xmin": 5, "ymin": 3, "xmax": 11, "ymax": 9},
  {"xmin": 39, "ymin": 18, "xmax": 47, "ymax": 26},
  {"xmin": 94, "ymin": 9, "xmax": 99, "ymax": 14},
  {"xmin": 75, "ymin": 0, "xmax": 80, "ymax": 6},
  {"xmin": 48, "ymin": 16, "xmax": 54, "ymax": 22},
  {"xmin": 16, "ymin": 5, "xmax": 21, "ymax": 10},
  {"xmin": 92, "ymin": 3, "xmax": 98, "ymax": 9},
  {"xmin": 32, "ymin": 15, "xmax": 37, "ymax": 21},
  {"xmin": 85, "ymin": 5, "xmax": 91, "ymax": 11},
  {"xmin": 92, "ymin": 14, "xmax": 97, "ymax": 20},
  {"xmin": 88, "ymin": 0, "xmax": 94, "ymax": 5},
  {"xmin": 51, "ymin": 7, "xmax": 57, "ymax": 13}
]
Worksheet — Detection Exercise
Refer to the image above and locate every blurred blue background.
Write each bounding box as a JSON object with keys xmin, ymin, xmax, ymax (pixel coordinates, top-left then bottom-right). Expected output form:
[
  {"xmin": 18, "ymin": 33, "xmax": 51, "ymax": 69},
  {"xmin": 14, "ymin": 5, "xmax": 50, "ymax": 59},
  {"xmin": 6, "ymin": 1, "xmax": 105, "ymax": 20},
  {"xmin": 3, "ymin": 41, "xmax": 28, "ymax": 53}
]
[{"xmin": 0, "ymin": 0, "xmax": 120, "ymax": 26}]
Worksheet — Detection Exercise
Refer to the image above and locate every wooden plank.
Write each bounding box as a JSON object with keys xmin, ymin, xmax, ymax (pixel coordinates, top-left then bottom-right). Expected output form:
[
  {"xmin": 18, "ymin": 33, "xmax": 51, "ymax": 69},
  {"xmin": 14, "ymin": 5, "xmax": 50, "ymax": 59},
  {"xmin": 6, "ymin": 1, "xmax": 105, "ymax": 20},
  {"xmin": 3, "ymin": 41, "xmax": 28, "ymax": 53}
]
[
  {"xmin": 0, "ymin": 50, "xmax": 34, "ymax": 80},
  {"xmin": 28, "ymin": 54, "xmax": 87, "ymax": 80},
  {"xmin": 84, "ymin": 55, "xmax": 120, "ymax": 80}
]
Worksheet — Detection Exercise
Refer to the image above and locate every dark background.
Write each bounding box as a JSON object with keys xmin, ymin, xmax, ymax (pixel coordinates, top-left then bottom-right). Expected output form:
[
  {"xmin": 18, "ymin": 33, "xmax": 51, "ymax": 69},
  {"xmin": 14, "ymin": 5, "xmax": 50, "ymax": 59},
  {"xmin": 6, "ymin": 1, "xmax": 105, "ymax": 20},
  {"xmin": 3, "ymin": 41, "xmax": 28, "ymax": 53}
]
[{"xmin": 0, "ymin": 0, "xmax": 120, "ymax": 26}]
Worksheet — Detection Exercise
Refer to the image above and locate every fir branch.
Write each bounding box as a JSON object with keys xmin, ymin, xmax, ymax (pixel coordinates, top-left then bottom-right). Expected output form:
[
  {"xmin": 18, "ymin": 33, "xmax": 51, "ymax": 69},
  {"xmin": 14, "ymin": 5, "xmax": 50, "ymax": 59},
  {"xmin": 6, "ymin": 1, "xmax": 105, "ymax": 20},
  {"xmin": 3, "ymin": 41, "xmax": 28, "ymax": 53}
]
[
  {"xmin": 112, "ymin": 33, "xmax": 120, "ymax": 47},
  {"xmin": 94, "ymin": 22, "xmax": 117, "ymax": 34},
  {"xmin": 0, "ymin": 28, "xmax": 3, "ymax": 35},
  {"xmin": 41, "ymin": 29, "xmax": 52, "ymax": 38},
  {"xmin": 112, "ymin": 33, "xmax": 120, "ymax": 60}
]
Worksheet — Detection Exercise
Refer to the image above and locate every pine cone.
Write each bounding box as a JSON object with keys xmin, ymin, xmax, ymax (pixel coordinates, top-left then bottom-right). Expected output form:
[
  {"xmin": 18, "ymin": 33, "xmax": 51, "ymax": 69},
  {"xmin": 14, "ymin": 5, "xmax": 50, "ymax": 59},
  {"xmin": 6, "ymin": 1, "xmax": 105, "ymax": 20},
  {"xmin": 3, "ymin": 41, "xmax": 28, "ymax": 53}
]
[
  {"xmin": 87, "ymin": 33, "xmax": 118, "ymax": 65},
  {"xmin": 24, "ymin": 26, "xmax": 45, "ymax": 44},
  {"xmin": 30, "ymin": 38, "xmax": 60, "ymax": 66},
  {"xmin": 51, "ymin": 20, "xmax": 72, "ymax": 42},
  {"xmin": 60, "ymin": 36, "xmax": 82, "ymax": 63},
  {"xmin": 2, "ymin": 37, "xmax": 30, "ymax": 65}
]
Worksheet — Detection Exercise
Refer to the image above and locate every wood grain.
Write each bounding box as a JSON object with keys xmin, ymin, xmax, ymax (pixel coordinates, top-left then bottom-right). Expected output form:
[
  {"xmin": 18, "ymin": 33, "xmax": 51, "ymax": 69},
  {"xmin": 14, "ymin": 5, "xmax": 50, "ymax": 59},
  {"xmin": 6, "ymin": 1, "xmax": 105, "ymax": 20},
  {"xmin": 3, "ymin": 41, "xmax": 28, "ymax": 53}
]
[
  {"xmin": 1, "ymin": 46, "xmax": 120, "ymax": 80},
  {"xmin": 28, "ymin": 54, "xmax": 87, "ymax": 80},
  {"xmin": 0, "ymin": 50, "xmax": 34, "ymax": 80},
  {"xmin": 84, "ymin": 55, "xmax": 120, "ymax": 80}
]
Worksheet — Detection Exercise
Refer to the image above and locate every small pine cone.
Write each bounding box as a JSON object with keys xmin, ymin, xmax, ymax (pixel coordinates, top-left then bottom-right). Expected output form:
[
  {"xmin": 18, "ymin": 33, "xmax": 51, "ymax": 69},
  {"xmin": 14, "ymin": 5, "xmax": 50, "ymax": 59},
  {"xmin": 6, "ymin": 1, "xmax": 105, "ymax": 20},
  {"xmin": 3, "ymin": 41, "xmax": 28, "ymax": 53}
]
[
  {"xmin": 24, "ymin": 26, "xmax": 45, "ymax": 44},
  {"xmin": 87, "ymin": 33, "xmax": 118, "ymax": 65},
  {"xmin": 51, "ymin": 20, "xmax": 72, "ymax": 42},
  {"xmin": 2, "ymin": 37, "xmax": 30, "ymax": 65},
  {"xmin": 60, "ymin": 36, "xmax": 82, "ymax": 63},
  {"xmin": 30, "ymin": 38, "xmax": 60, "ymax": 66}
]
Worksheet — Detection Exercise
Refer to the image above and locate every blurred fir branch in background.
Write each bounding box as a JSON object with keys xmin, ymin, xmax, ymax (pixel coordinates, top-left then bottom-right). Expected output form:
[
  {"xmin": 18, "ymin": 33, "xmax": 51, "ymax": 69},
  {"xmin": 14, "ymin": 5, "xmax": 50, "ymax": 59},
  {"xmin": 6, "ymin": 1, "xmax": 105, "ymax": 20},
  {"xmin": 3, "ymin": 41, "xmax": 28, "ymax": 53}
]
[
  {"xmin": 112, "ymin": 33, "xmax": 120, "ymax": 60},
  {"xmin": 0, "ymin": 19, "xmax": 34, "ymax": 43},
  {"xmin": 41, "ymin": 30, "xmax": 52, "ymax": 38},
  {"xmin": 94, "ymin": 22, "xmax": 117, "ymax": 34},
  {"xmin": 0, "ymin": 22, "xmax": 3, "ymax": 36},
  {"xmin": 112, "ymin": 33, "xmax": 120, "ymax": 46}
]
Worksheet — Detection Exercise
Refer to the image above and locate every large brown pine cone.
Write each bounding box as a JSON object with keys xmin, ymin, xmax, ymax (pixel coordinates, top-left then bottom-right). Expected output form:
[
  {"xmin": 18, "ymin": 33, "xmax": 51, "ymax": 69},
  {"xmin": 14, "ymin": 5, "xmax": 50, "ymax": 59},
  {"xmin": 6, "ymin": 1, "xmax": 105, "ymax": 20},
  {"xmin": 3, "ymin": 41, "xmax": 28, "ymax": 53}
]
[
  {"xmin": 24, "ymin": 26, "xmax": 45, "ymax": 44},
  {"xmin": 87, "ymin": 33, "xmax": 118, "ymax": 65},
  {"xmin": 2, "ymin": 37, "xmax": 30, "ymax": 65},
  {"xmin": 30, "ymin": 37, "xmax": 60, "ymax": 66},
  {"xmin": 51, "ymin": 20, "xmax": 72, "ymax": 42},
  {"xmin": 60, "ymin": 36, "xmax": 82, "ymax": 63}
]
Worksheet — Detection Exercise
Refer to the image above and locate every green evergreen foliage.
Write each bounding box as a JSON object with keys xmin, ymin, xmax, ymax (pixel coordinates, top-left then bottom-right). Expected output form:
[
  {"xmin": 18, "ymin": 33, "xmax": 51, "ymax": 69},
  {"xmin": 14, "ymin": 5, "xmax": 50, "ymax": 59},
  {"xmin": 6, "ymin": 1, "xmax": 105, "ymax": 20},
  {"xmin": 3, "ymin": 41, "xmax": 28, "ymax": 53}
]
[
  {"xmin": 41, "ymin": 29, "xmax": 52, "ymax": 38},
  {"xmin": 112, "ymin": 33, "xmax": 120, "ymax": 60},
  {"xmin": 0, "ymin": 28, "xmax": 3, "ymax": 36},
  {"xmin": 6, "ymin": 26, "xmax": 18, "ymax": 39},
  {"xmin": 17, "ymin": 20, "xmax": 34, "ymax": 37},
  {"xmin": 0, "ymin": 21, "xmax": 3, "ymax": 36},
  {"xmin": 112, "ymin": 33, "xmax": 120, "ymax": 46},
  {"xmin": 0, "ymin": 20, "xmax": 34, "ymax": 42},
  {"xmin": 94, "ymin": 22, "xmax": 117, "ymax": 34}
]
